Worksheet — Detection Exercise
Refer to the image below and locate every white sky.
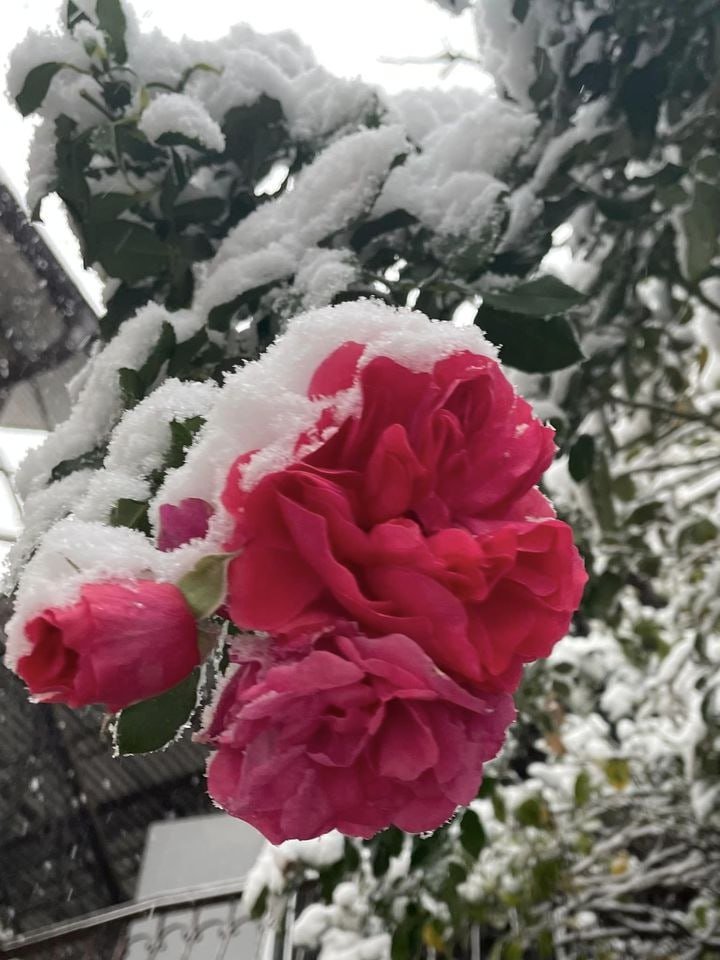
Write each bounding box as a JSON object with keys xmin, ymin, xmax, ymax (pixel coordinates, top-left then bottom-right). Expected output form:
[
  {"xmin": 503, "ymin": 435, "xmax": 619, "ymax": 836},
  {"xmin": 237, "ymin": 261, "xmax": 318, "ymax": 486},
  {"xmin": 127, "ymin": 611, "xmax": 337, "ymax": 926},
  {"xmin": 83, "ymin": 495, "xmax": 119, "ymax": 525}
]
[{"xmin": 0, "ymin": 0, "xmax": 487, "ymax": 308}]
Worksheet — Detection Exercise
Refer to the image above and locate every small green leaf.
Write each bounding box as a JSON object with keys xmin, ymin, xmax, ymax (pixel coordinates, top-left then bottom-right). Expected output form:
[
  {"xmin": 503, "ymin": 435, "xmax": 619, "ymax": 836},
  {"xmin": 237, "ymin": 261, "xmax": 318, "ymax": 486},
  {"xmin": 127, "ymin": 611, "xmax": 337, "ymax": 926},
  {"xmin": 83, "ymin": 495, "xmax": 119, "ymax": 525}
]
[
  {"xmin": 15, "ymin": 62, "xmax": 65, "ymax": 117},
  {"xmin": 50, "ymin": 444, "xmax": 107, "ymax": 482},
  {"xmin": 138, "ymin": 321, "xmax": 176, "ymax": 388},
  {"xmin": 503, "ymin": 942, "xmax": 524, "ymax": 960},
  {"xmin": 178, "ymin": 554, "xmax": 231, "ymax": 620},
  {"xmin": 178, "ymin": 63, "xmax": 223, "ymax": 89},
  {"xmin": 604, "ymin": 757, "xmax": 631, "ymax": 790},
  {"xmin": 66, "ymin": 0, "xmax": 90, "ymax": 29},
  {"xmin": 115, "ymin": 668, "xmax": 199, "ymax": 755},
  {"xmin": 97, "ymin": 0, "xmax": 128, "ymax": 63},
  {"xmin": 476, "ymin": 306, "xmax": 583, "ymax": 373},
  {"xmin": 88, "ymin": 192, "xmax": 139, "ymax": 222},
  {"xmin": 491, "ymin": 790, "xmax": 507, "ymax": 823},
  {"xmin": 118, "ymin": 367, "xmax": 145, "ymax": 410},
  {"xmin": 166, "ymin": 416, "xmax": 206, "ymax": 470},
  {"xmin": 679, "ymin": 518, "xmax": 717, "ymax": 547},
  {"xmin": 574, "ymin": 770, "xmax": 591, "ymax": 808},
  {"xmin": 482, "ymin": 276, "xmax": 585, "ymax": 317},
  {"xmin": 531, "ymin": 858, "xmax": 564, "ymax": 899},
  {"xmin": 110, "ymin": 498, "xmax": 150, "ymax": 535},
  {"xmin": 515, "ymin": 795, "xmax": 551, "ymax": 829},
  {"xmin": 460, "ymin": 808, "xmax": 486, "ymax": 857},
  {"xmin": 568, "ymin": 434, "xmax": 595, "ymax": 482},
  {"xmin": 95, "ymin": 221, "xmax": 170, "ymax": 282},
  {"xmin": 173, "ymin": 197, "xmax": 226, "ymax": 226},
  {"xmin": 371, "ymin": 825, "xmax": 404, "ymax": 877}
]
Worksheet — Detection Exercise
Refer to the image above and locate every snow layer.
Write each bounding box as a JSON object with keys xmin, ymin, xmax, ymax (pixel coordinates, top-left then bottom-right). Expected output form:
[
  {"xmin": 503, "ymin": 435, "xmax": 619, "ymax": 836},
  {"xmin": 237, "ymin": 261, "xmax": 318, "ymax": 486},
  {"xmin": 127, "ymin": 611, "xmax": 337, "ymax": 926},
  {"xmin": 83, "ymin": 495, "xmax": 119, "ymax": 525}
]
[
  {"xmin": 156, "ymin": 300, "xmax": 496, "ymax": 529},
  {"xmin": 139, "ymin": 93, "xmax": 226, "ymax": 152},
  {"xmin": 15, "ymin": 304, "xmax": 184, "ymax": 496},
  {"xmin": 199, "ymin": 125, "xmax": 408, "ymax": 316},
  {"xmin": 378, "ymin": 98, "xmax": 536, "ymax": 239}
]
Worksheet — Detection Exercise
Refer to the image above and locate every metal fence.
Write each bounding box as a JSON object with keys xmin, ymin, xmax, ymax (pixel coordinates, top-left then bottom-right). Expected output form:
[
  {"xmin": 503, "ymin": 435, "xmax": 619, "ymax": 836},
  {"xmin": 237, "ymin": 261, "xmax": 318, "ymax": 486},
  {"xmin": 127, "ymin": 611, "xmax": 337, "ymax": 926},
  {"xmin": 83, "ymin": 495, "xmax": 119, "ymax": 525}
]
[{"xmin": 0, "ymin": 878, "xmax": 292, "ymax": 960}]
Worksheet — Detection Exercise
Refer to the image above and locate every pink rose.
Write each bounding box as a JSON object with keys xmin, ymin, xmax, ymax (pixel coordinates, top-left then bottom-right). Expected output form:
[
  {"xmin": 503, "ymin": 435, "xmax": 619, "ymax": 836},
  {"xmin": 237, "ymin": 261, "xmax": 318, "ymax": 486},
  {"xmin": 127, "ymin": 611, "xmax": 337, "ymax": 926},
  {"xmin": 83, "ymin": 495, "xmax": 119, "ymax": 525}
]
[
  {"xmin": 158, "ymin": 498, "xmax": 213, "ymax": 552},
  {"xmin": 222, "ymin": 348, "xmax": 587, "ymax": 691},
  {"xmin": 15, "ymin": 581, "xmax": 200, "ymax": 712},
  {"xmin": 202, "ymin": 627, "xmax": 515, "ymax": 841}
]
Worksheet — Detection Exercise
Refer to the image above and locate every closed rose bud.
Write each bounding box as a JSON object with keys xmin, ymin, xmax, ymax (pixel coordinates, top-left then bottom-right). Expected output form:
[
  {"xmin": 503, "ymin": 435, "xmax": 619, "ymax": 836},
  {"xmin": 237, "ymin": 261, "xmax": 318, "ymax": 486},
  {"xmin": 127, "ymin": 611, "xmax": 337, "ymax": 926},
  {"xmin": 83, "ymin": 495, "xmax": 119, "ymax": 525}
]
[{"xmin": 15, "ymin": 581, "xmax": 200, "ymax": 712}]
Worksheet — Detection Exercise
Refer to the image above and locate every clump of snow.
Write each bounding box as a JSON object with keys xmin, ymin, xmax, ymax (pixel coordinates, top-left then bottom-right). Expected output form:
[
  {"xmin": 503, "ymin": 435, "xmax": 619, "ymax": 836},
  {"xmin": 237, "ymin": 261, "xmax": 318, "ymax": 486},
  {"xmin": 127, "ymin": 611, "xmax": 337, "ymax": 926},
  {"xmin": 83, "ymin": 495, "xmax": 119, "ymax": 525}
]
[
  {"xmin": 6, "ymin": 30, "xmax": 85, "ymax": 101},
  {"xmin": 294, "ymin": 248, "xmax": 357, "ymax": 309},
  {"xmin": 377, "ymin": 99, "xmax": 536, "ymax": 239},
  {"xmin": 4, "ymin": 471, "xmax": 92, "ymax": 586},
  {"xmin": 199, "ymin": 125, "xmax": 408, "ymax": 316},
  {"xmin": 74, "ymin": 378, "xmax": 217, "ymax": 526},
  {"xmin": 15, "ymin": 305, "xmax": 194, "ymax": 497},
  {"xmin": 73, "ymin": 21, "xmax": 107, "ymax": 58},
  {"xmin": 139, "ymin": 93, "xmax": 226, "ymax": 153},
  {"xmin": 241, "ymin": 831, "xmax": 346, "ymax": 915},
  {"xmin": 26, "ymin": 118, "xmax": 57, "ymax": 216}
]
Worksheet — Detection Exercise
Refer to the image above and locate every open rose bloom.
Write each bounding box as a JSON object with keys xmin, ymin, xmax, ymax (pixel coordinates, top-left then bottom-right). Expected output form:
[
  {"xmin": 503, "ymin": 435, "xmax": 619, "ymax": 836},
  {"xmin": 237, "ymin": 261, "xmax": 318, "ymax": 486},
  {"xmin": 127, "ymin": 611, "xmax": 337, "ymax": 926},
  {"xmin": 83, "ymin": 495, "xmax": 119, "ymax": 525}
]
[{"xmin": 6, "ymin": 302, "xmax": 586, "ymax": 843}]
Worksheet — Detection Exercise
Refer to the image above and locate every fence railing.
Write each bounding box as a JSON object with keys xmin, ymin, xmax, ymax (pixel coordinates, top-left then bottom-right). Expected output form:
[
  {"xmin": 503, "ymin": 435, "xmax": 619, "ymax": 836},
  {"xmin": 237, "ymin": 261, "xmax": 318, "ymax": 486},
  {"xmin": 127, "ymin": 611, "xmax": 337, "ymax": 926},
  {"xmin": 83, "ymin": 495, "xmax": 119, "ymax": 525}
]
[{"xmin": 0, "ymin": 877, "xmax": 279, "ymax": 960}]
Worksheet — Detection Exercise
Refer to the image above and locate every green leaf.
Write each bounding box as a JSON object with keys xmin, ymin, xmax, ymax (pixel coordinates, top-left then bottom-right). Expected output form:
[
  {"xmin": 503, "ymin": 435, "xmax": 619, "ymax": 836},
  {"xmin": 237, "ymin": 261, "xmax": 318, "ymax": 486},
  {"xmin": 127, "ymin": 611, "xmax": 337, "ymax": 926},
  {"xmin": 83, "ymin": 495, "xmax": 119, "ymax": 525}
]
[
  {"xmin": 515, "ymin": 796, "xmax": 551, "ymax": 829},
  {"xmin": 173, "ymin": 197, "xmax": 226, "ymax": 226},
  {"xmin": 574, "ymin": 770, "xmax": 591, "ymax": 808},
  {"xmin": 537, "ymin": 929, "xmax": 554, "ymax": 959},
  {"xmin": 138, "ymin": 321, "xmax": 176, "ymax": 388},
  {"xmin": 101, "ymin": 283, "xmax": 154, "ymax": 340},
  {"xmin": 604, "ymin": 757, "xmax": 631, "ymax": 790},
  {"xmin": 94, "ymin": 221, "xmax": 170, "ymax": 282},
  {"xmin": 97, "ymin": 0, "xmax": 128, "ymax": 63},
  {"xmin": 168, "ymin": 329, "xmax": 208, "ymax": 377},
  {"xmin": 166, "ymin": 416, "xmax": 206, "ymax": 470},
  {"xmin": 460, "ymin": 809, "xmax": 486, "ymax": 857},
  {"xmin": 491, "ymin": 790, "xmax": 507, "ymax": 823},
  {"xmin": 568, "ymin": 434, "xmax": 595, "ymax": 482},
  {"xmin": 679, "ymin": 518, "xmax": 717, "ymax": 547},
  {"xmin": 481, "ymin": 276, "xmax": 585, "ymax": 316},
  {"xmin": 503, "ymin": 942, "xmax": 524, "ymax": 960},
  {"xmin": 109, "ymin": 498, "xmax": 150, "ymax": 535},
  {"xmin": 88, "ymin": 192, "xmax": 139, "ymax": 222},
  {"xmin": 391, "ymin": 915, "xmax": 423, "ymax": 960},
  {"xmin": 178, "ymin": 554, "xmax": 231, "ymax": 619},
  {"xmin": 50, "ymin": 444, "xmax": 107, "ymax": 482},
  {"xmin": 531, "ymin": 858, "xmax": 564, "ymax": 899},
  {"xmin": 681, "ymin": 180, "xmax": 720, "ymax": 281},
  {"xmin": 118, "ymin": 367, "xmax": 145, "ymax": 410},
  {"xmin": 16, "ymin": 62, "xmax": 65, "ymax": 117},
  {"xmin": 476, "ymin": 306, "xmax": 583, "ymax": 373},
  {"xmin": 66, "ymin": 0, "xmax": 90, "ymax": 29},
  {"xmin": 371, "ymin": 826, "xmax": 404, "ymax": 877},
  {"xmin": 115, "ymin": 669, "xmax": 199, "ymax": 755},
  {"xmin": 178, "ymin": 62, "xmax": 223, "ymax": 92}
]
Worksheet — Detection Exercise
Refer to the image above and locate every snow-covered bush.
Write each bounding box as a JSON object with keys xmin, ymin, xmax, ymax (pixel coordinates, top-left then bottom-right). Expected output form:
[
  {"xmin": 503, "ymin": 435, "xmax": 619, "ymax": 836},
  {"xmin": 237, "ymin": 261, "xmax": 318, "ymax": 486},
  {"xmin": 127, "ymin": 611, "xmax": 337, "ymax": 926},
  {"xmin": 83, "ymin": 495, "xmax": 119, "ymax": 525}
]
[{"xmin": 3, "ymin": 0, "xmax": 720, "ymax": 956}]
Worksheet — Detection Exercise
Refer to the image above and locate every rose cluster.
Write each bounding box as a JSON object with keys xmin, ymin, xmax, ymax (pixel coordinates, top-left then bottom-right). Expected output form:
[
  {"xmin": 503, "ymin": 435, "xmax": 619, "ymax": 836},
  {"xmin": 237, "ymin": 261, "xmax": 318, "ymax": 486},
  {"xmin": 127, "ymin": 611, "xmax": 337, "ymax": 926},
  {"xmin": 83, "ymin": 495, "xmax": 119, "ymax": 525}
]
[{"xmin": 7, "ymin": 306, "xmax": 586, "ymax": 842}]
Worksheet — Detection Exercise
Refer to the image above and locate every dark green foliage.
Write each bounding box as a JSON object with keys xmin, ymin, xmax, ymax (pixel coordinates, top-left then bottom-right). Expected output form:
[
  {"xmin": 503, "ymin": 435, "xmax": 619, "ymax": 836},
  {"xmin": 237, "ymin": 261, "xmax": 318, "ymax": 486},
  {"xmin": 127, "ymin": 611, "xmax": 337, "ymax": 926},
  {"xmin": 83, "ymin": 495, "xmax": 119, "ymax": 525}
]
[
  {"xmin": 114, "ymin": 669, "xmax": 200, "ymax": 754},
  {"xmin": 15, "ymin": 62, "xmax": 65, "ymax": 116}
]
